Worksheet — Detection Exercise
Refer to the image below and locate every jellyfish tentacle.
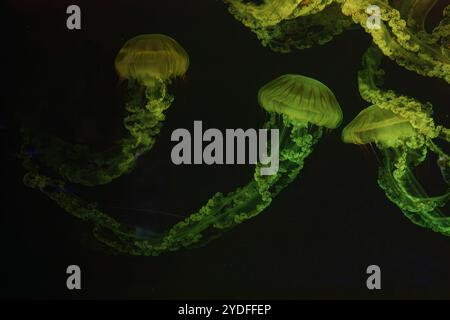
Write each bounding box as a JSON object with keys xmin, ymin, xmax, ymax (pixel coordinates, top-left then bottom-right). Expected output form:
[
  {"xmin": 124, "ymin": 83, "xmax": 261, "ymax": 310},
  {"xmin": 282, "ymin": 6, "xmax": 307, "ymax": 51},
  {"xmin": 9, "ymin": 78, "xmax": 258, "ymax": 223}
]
[
  {"xmin": 22, "ymin": 35, "xmax": 188, "ymax": 187},
  {"xmin": 226, "ymin": 0, "xmax": 354, "ymax": 53},
  {"xmin": 358, "ymin": 45, "xmax": 442, "ymax": 139},
  {"xmin": 21, "ymin": 71, "xmax": 342, "ymax": 256},
  {"xmin": 225, "ymin": 0, "xmax": 334, "ymax": 30},
  {"xmin": 431, "ymin": 5, "xmax": 450, "ymax": 59},
  {"xmin": 346, "ymin": 40, "xmax": 450, "ymax": 235},
  {"xmin": 130, "ymin": 115, "xmax": 322, "ymax": 255},
  {"xmin": 378, "ymin": 143, "xmax": 450, "ymax": 235},
  {"xmin": 122, "ymin": 78, "xmax": 173, "ymax": 158},
  {"xmin": 428, "ymin": 139, "xmax": 450, "ymax": 187},
  {"xmin": 20, "ymin": 113, "xmax": 324, "ymax": 256},
  {"xmin": 343, "ymin": 104, "xmax": 450, "ymax": 235},
  {"xmin": 226, "ymin": 1, "xmax": 450, "ymax": 83},
  {"xmin": 391, "ymin": 0, "xmax": 438, "ymax": 31},
  {"xmin": 260, "ymin": 3, "xmax": 355, "ymax": 53},
  {"xmin": 21, "ymin": 162, "xmax": 123, "ymax": 234},
  {"xmin": 340, "ymin": 0, "xmax": 450, "ymax": 83},
  {"xmin": 378, "ymin": 136, "xmax": 449, "ymax": 212},
  {"xmin": 21, "ymin": 82, "xmax": 171, "ymax": 187},
  {"xmin": 343, "ymin": 98, "xmax": 450, "ymax": 235}
]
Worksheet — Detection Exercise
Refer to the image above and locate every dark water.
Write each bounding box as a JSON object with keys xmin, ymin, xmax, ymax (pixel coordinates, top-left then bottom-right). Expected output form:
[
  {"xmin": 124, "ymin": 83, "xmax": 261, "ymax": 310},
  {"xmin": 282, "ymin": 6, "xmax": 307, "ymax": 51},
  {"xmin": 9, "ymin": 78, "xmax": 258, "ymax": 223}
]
[{"xmin": 2, "ymin": 0, "xmax": 450, "ymax": 299}]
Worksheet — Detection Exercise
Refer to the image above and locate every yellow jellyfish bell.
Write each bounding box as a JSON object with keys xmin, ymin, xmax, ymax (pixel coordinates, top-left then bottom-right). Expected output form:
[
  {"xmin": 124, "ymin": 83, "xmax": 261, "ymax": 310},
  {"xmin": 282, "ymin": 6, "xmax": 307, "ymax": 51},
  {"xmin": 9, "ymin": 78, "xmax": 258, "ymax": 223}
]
[
  {"xmin": 115, "ymin": 34, "xmax": 189, "ymax": 87},
  {"xmin": 258, "ymin": 74, "xmax": 343, "ymax": 129},
  {"xmin": 342, "ymin": 105, "xmax": 416, "ymax": 147}
]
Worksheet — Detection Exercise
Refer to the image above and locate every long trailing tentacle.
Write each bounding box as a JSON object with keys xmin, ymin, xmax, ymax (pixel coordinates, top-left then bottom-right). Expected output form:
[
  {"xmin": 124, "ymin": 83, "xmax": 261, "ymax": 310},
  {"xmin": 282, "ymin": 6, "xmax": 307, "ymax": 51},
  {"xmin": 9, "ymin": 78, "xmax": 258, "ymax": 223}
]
[
  {"xmin": 378, "ymin": 137, "xmax": 450, "ymax": 235},
  {"xmin": 357, "ymin": 42, "xmax": 450, "ymax": 235},
  {"xmin": 339, "ymin": 0, "xmax": 450, "ymax": 83},
  {"xmin": 225, "ymin": 0, "xmax": 335, "ymax": 29},
  {"xmin": 358, "ymin": 45, "xmax": 443, "ymax": 139},
  {"xmin": 257, "ymin": 2, "xmax": 356, "ymax": 53},
  {"xmin": 20, "ymin": 114, "xmax": 324, "ymax": 255},
  {"xmin": 225, "ymin": 0, "xmax": 450, "ymax": 83},
  {"xmin": 22, "ymin": 79, "xmax": 171, "ymax": 186},
  {"xmin": 226, "ymin": 0, "xmax": 354, "ymax": 52}
]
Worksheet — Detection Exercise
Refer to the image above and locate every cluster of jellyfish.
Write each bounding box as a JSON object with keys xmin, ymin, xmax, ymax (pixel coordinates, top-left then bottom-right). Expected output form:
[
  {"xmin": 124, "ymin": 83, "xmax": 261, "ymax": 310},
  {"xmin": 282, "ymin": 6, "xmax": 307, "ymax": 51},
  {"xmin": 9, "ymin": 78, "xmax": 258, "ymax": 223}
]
[{"xmin": 21, "ymin": 0, "xmax": 450, "ymax": 256}]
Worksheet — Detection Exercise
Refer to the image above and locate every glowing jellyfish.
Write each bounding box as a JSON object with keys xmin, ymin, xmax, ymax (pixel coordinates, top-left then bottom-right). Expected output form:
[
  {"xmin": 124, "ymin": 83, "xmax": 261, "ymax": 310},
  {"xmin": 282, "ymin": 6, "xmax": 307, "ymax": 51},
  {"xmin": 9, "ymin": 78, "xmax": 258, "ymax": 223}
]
[
  {"xmin": 226, "ymin": 0, "xmax": 450, "ymax": 235},
  {"xmin": 17, "ymin": 0, "xmax": 450, "ymax": 254},
  {"xmin": 343, "ymin": 104, "xmax": 450, "ymax": 235},
  {"xmin": 342, "ymin": 105, "xmax": 416, "ymax": 147},
  {"xmin": 22, "ymin": 34, "xmax": 189, "ymax": 186},
  {"xmin": 258, "ymin": 74, "xmax": 343, "ymax": 129},
  {"xmin": 115, "ymin": 34, "xmax": 189, "ymax": 88}
]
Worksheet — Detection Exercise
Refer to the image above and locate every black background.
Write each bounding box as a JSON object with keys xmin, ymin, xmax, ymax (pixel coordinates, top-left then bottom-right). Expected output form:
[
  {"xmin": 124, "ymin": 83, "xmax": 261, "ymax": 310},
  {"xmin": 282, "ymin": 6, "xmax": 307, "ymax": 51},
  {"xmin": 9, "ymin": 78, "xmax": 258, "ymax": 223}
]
[{"xmin": 1, "ymin": 0, "xmax": 449, "ymax": 299}]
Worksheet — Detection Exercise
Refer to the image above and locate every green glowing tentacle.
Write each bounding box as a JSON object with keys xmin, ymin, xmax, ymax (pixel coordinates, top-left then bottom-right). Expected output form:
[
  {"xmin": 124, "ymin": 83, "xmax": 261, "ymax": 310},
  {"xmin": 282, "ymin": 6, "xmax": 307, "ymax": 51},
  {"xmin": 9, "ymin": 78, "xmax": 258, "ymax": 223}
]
[
  {"xmin": 378, "ymin": 138, "xmax": 450, "ymax": 235},
  {"xmin": 391, "ymin": 0, "xmax": 438, "ymax": 31},
  {"xmin": 23, "ymin": 80, "xmax": 171, "ymax": 187},
  {"xmin": 257, "ymin": 3, "xmax": 355, "ymax": 53},
  {"xmin": 226, "ymin": 1, "xmax": 353, "ymax": 52},
  {"xmin": 225, "ymin": 0, "xmax": 334, "ymax": 29},
  {"xmin": 340, "ymin": 0, "xmax": 450, "ymax": 83},
  {"xmin": 226, "ymin": 1, "xmax": 450, "ymax": 82},
  {"xmin": 20, "ymin": 114, "xmax": 322, "ymax": 256},
  {"xmin": 429, "ymin": 140, "xmax": 450, "ymax": 186},
  {"xmin": 356, "ymin": 44, "xmax": 450, "ymax": 235},
  {"xmin": 358, "ymin": 45, "xmax": 442, "ymax": 139}
]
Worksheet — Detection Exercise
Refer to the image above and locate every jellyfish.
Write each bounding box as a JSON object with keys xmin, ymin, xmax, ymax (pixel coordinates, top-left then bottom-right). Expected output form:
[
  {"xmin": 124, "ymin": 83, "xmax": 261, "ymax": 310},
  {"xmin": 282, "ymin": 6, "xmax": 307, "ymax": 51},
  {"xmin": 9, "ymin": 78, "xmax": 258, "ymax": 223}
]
[
  {"xmin": 342, "ymin": 105, "xmax": 416, "ymax": 147},
  {"xmin": 115, "ymin": 34, "xmax": 189, "ymax": 89},
  {"xmin": 350, "ymin": 21, "xmax": 450, "ymax": 236},
  {"xmin": 342, "ymin": 104, "xmax": 450, "ymax": 235},
  {"xmin": 21, "ymin": 74, "xmax": 343, "ymax": 256},
  {"xmin": 22, "ymin": 34, "xmax": 189, "ymax": 186},
  {"xmin": 258, "ymin": 74, "xmax": 343, "ymax": 129}
]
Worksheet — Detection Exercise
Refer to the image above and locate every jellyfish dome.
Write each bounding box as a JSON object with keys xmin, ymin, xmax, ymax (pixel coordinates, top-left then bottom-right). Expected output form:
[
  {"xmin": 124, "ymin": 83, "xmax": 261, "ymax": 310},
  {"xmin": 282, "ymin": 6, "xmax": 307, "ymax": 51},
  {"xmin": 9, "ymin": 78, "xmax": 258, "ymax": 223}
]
[
  {"xmin": 342, "ymin": 105, "xmax": 416, "ymax": 147},
  {"xmin": 115, "ymin": 34, "xmax": 189, "ymax": 87},
  {"xmin": 258, "ymin": 74, "xmax": 343, "ymax": 129}
]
